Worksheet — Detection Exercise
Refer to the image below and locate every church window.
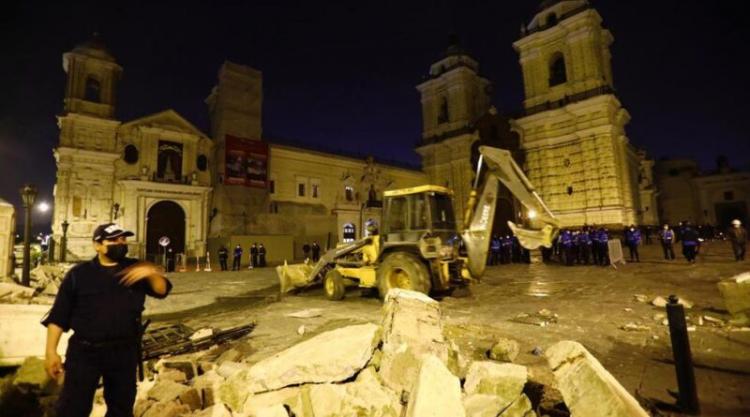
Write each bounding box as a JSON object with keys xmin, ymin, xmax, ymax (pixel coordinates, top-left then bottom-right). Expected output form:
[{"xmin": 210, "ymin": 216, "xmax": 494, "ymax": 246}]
[
  {"xmin": 546, "ymin": 13, "xmax": 558, "ymax": 28},
  {"xmin": 197, "ymin": 154, "xmax": 208, "ymax": 171},
  {"xmin": 123, "ymin": 144, "xmax": 139, "ymax": 164},
  {"xmin": 312, "ymin": 183, "xmax": 320, "ymax": 199},
  {"xmin": 345, "ymin": 185, "xmax": 354, "ymax": 201},
  {"xmin": 343, "ymin": 223, "xmax": 356, "ymax": 243},
  {"xmin": 157, "ymin": 141, "xmax": 183, "ymax": 182},
  {"xmin": 298, "ymin": 183, "xmax": 306, "ymax": 197},
  {"xmin": 549, "ymin": 53, "xmax": 567, "ymax": 87},
  {"xmin": 438, "ymin": 96, "xmax": 449, "ymax": 124},
  {"xmin": 567, "ymin": 186, "xmax": 574, "ymax": 196},
  {"xmin": 85, "ymin": 77, "xmax": 101, "ymax": 102}
]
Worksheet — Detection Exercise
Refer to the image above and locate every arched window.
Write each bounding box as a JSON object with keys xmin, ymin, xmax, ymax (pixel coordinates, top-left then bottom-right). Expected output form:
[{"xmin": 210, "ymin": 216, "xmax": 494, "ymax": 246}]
[
  {"xmin": 345, "ymin": 185, "xmax": 355, "ymax": 201},
  {"xmin": 343, "ymin": 223, "xmax": 356, "ymax": 243},
  {"xmin": 123, "ymin": 144, "xmax": 139, "ymax": 164},
  {"xmin": 549, "ymin": 53, "xmax": 567, "ymax": 87},
  {"xmin": 546, "ymin": 13, "xmax": 558, "ymax": 27},
  {"xmin": 85, "ymin": 77, "xmax": 101, "ymax": 102},
  {"xmin": 437, "ymin": 96, "xmax": 449, "ymax": 124},
  {"xmin": 196, "ymin": 154, "xmax": 208, "ymax": 171}
]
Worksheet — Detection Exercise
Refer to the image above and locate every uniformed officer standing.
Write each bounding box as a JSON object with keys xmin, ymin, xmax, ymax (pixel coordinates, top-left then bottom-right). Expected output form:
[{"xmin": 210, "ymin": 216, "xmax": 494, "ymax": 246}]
[
  {"xmin": 680, "ymin": 221, "xmax": 700, "ymax": 263},
  {"xmin": 218, "ymin": 246, "xmax": 229, "ymax": 271},
  {"xmin": 597, "ymin": 227, "xmax": 610, "ymax": 266},
  {"xmin": 727, "ymin": 219, "xmax": 746, "ymax": 261},
  {"xmin": 42, "ymin": 223, "xmax": 171, "ymax": 417},
  {"xmin": 625, "ymin": 225, "xmax": 641, "ymax": 262},
  {"xmin": 232, "ymin": 244, "xmax": 243, "ymax": 271},
  {"xmin": 311, "ymin": 241, "xmax": 321, "ymax": 262},
  {"xmin": 249, "ymin": 243, "xmax": 259, "ymax": 269},
  {"xmin": 258, "ymin": 243, "xmax": 267, "ymax": 267},
  {"xmin": 659, "ymin": 224, "xmax": 676, "ymax": 260},
  {"xmin": 489, "ymin": 235, "xmax": 501, "ymax": 265},
  {"xmin": 560, "ymin": 229, "xmax": 574, "ymax": 266}
]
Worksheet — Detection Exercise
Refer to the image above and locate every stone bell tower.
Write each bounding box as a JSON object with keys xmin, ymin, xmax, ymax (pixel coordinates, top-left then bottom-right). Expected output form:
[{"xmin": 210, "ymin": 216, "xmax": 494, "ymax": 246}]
[
  {"xmin": 415, "ymin": 36, "xmax": 492, "ymax": 227},
  {"xmin": 513, "ymin": 0, "xmax": 640, "ymax": 227},
  {"xmin": 52, "ymin": 34, "xmax": 123, "ymax": 260}
]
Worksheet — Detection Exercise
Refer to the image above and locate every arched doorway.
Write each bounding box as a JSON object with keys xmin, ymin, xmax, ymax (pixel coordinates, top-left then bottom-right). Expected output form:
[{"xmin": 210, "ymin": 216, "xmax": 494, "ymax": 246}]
[{"xmin": 146, "ymin": 201, "xmax": 185, "ymax": 269}]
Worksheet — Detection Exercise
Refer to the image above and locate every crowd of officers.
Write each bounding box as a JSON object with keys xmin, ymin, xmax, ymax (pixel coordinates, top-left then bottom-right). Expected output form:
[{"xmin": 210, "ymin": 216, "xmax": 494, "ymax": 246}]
[
  {"xmin": 489, "ymin": 219, "xmax": 747, "ymax": 267},
  {"xmin": 217, "ymin": 243, "xmax": 268, "ymax": 271}
]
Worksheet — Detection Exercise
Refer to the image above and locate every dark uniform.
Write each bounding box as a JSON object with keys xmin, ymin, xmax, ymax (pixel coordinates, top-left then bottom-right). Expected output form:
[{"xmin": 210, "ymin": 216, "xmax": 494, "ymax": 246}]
[
  {"xmin": 218, "ymin": 246, "xmax": 229, "ymax": 271},
  {"xmin": 232, "ymin": 245, "xmax": 243, "ymax": 270},
  {"xmin": 258, "ymin": 244, "xmax": 267, "ymax": 267},
  {"xmin": 659, "ymin": 227, "xmax": 676, "ymax": 260},
  {"xmin": 681, "ymin": 224, "xmax": 700, "ymax": 263},
  {"xmin": 42, "ymin": 257, "xmax": 172, "ymax": 417},
  {"xmin": 311, "ymin": 242, "xmax": 321, "ymax": 262},
  {"xmin": 250, "ymin": 243, "xmax": 259, "ymax": 268}
]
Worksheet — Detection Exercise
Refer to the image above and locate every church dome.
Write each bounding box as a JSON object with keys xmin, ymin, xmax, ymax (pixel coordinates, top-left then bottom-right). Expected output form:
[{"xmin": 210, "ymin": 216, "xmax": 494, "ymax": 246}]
[{"xmin": 72, "ymin": 33, "xmax": 116, "ymax": 62}]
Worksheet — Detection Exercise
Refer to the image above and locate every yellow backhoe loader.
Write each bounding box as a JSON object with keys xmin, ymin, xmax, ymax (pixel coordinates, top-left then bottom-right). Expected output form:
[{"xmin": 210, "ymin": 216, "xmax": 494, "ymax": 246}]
[{"xmin": 276, "ymin": 146, "xmax": 560, "ymax": 300}]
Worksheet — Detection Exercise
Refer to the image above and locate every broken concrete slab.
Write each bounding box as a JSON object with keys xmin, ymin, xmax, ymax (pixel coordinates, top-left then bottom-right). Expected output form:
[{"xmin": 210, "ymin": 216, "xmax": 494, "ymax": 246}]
[
  {"xmin": 133, "ymin": 398, "xmax": 156, "ymax": 417},
  {"xmin": 216, "ymin": 348, "xmax": 243, "ymax": 364},
  {"xmin": 147, "ymin": 379, "xmax": 190, "ymax": 402},
  {"xmin": 463, "ymin": 393, "xmax": 505, "ymax": 417},
  {"xmin": 0, "ymin": 304, "xmax": 72, "ymax": 366},
  {"xmin": 379, "ymin": 289, "xmax": 449, "ymax": 396},
  {"xmin": 255, "ymin": 404, "xmax": 290, "ymax": 417},
  {"xmin": 225, "ymin": 322, "xmax": 380, "ymax": 397},
  {"xmin": 242, "ymin": 387, "xmax": 302, "ymax": 416},
  {"xmin": 286, "ymin": 308, "xmax": 324, "ymax": 318},
  {"xmin": 499, "ymin": 394, "xmax": 536, "ymax": 417},
  {"xmin": 405, "ymin": 355, "xmax": 465, "ymax": 417},
  {"xmin": 463, "ymin": 361, "xmax": 527, "ymax": 409},
  {"xmin": 193, "ymin": 404, "xmax": 233, "ymax": 417},
  {"xmin": 545, "ymin": 341, "xmax": 649, "ymax": 417},
  {"xmin": 12, "ymin": 356, "xmax": 51, "ymax": 393},
  {"xmin": 179, "ymin": 387, "xmax": 202, "ymax": 411},
  {"xmin": 718, "ymin": 272, "xmax": 750, "ymax": 316},
  {"xmin": 141, "ymin": 400, "xmax": 190, "ymax": 417},
  {"xmin": 488, "ymin": 338, "xmax": 520, "ymax": 363},
  {"xmin": 299, "ymin": 366, "xmax": 402, "ymax": 417},
  {"xmin": 216, "ymin": 360, "xmax": 245, "ymax": 378}
]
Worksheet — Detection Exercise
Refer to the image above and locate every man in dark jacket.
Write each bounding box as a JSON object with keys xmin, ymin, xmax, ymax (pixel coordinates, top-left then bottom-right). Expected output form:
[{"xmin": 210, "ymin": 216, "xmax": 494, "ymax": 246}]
[
  {"xmin": 728, "ymin": 219, "xmax": 747, "ymax": 261},
  {"xmin": 311, "ymin": 241, "xmax": 321, "ymax": 262},
  {"xmin": 218, "ymin": 246, "xmax": 228, "ymax": 271},
  {"xmin": 258, "ymin": 243, "xmax": 267, "ymax": 267},
  {"xmin": 42, "ymin": 223, "xmax": 171, "ymax": 417},
  {"xmin": 302, "ymin": 242, "xmax": 311, "ymax": 261},
  {"xmin": 232, "ymin": 244, "xmax": 243, "ymax": 270},
  {"xmin": 249, "ymin": 243, "xmax": 259, "ymax": 269},
  {"xmin": 681, "ymin": 221, "xmax": 700, "ymax": 263},
  {"xmin": 625, "ymin": 225, "xmax": 641, "ymax": 262}
]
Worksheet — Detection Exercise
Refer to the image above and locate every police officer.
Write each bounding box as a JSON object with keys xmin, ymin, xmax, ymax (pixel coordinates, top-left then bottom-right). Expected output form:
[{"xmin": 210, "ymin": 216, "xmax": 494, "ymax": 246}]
[
  {"xmin": 218, "ymin": 246, "xmax": 229, "ymax": 271},
  {"xmin": 625, "ymin": 225, "xmax": 641, "ymax": 262},
  {"xmin": 232, "ymin": 244, "xmax": 243, "ymax": 270},
  {"xmin": 249, "ymin": 243, "xmax": 259, "ymax": 269},
  {"xmin": 598, "ymin": 227, "xmax": 610, "ymax": 266},
  {"xmin": 258, "ymin": 243, "xmax": 267, "ymax": 267},
  {"xmin": 302, "ymin": 242, "xmax": 311, "ymax": 261},
  {"xmin": 659, "ymin": 224, "xmax": 676, "ymax": 260},
  {"xmin": 727, "ymin": 219, "xmax": 747, "ymax": 261},
  {"xmin": 578, "ymin": 227, "xmax": 592, "ymax": 265},
  {"xmin": 489, "ymin": 235, "xmax": 501, "ymax": 265},
  {"xmin": 560, "ymin": 229, "xmax": 574, "ymax": 266},
  {"xmin": 681, "ymin": 221, "xmax": 700, "ymax": 263},
  {"xmin": 311, "ymin": 241, "xmax": 321, "ymax": 262},
  {"xmin": 42, "ymin": 223, "xmax": 171, "ymax": 417}
]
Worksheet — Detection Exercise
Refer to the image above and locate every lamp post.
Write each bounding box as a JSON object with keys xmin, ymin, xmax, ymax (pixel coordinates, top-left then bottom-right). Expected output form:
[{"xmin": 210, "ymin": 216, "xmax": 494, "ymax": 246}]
[
  {"xmin": 61, "ymin": 220, "xmax": 69, "ymax": 263},
  {"xmin": 19, "ymin": 184, "xmax": 38, "ymax": 287}
]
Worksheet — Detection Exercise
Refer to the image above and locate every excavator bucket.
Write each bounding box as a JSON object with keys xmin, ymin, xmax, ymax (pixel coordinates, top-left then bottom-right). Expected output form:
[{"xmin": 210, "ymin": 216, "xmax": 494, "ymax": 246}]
[
  {"xmin": 276, "ymin": 260, "xmax": 315, "ymax": 294},
  {"xmin": 507, "ymin": 222, "xmax": 559, "ymax": 250}
]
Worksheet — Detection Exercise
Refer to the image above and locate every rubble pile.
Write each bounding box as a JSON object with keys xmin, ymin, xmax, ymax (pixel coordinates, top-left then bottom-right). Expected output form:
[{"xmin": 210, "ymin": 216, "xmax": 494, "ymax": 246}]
[
  {"xmin": 0, "ymin": 264, "xmax": 74, "ymax": 305},
  {"xmin": 0, "ymin": 289, "xmax": 654, "ymax": 416}
]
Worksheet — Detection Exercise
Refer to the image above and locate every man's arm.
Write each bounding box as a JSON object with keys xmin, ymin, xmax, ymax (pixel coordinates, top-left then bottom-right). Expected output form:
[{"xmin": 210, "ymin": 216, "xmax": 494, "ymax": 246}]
[
  {"xmin": 119, "ymin": 261, "xmax": 172, "ymax": 298},
  {"xmin": 45, "ymin": 324, "xmax": 65, "ymax": 380}
]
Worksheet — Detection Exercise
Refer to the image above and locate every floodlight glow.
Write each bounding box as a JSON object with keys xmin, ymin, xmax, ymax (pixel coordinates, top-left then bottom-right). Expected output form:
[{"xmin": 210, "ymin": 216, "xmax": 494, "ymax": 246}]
[
  {"xmin": 37, "ymin": 202, "xmax": 50, "ymax": 212},
  {"xmin": 528, "ymin": 209, "xmax": 537, "ymax": 219}
]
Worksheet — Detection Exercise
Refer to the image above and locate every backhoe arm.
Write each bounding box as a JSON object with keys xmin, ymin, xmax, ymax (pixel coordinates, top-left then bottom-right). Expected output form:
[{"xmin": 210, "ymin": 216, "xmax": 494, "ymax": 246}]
[{"xmin": 461, "ymin": 146, "xmax": 559, "ymax": 278}]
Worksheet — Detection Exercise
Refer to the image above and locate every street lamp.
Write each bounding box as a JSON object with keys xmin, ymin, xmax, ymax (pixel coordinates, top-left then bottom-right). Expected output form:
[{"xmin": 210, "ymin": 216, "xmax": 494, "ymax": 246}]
[
  {"xmin": 61, "ymin": 220, "xmax": 69, "ymax": 263},
  {"xmin": 19, "ymin": 184, "xmax": 38, "ymax": 287}
]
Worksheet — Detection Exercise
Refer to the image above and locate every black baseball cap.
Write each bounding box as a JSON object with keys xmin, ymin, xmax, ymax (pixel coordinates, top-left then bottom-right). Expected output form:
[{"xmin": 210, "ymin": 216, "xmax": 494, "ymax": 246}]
[{"xmin": 92, "ymin": 223, "xmax": 134, "ymax": 242}]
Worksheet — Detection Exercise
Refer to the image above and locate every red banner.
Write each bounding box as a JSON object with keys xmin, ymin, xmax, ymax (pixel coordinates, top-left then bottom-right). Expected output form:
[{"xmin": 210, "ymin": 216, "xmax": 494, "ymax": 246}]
[{"xmin": 224, "ymin": 135, "xmax": 268, "ymax": 188}]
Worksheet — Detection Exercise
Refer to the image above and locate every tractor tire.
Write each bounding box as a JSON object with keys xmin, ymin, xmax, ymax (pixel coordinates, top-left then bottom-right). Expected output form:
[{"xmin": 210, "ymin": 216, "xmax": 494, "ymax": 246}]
[
  {"xmin": 377, "ymin": 252, "xmax": 431, "ymax": 299},
  {"xmin": 324, "ymin": 269, "xmax": 346, "ymax": 301}
]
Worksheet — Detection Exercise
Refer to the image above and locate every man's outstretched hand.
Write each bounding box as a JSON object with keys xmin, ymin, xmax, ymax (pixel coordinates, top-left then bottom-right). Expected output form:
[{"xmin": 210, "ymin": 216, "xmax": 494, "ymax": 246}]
[
  {"xmin": 119, "ymin": 261, "xmax": 165, "ymax": 287},
  {"xmin": 45, "ymin": 351, "xmax": 64, "ymax": 381}
]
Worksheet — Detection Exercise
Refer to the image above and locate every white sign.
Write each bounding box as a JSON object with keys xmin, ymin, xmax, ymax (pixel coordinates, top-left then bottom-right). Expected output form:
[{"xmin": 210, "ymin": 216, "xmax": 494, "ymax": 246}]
[{"xmin": 158, "ymin": 236, "xmax": 171, "ymax": 247}]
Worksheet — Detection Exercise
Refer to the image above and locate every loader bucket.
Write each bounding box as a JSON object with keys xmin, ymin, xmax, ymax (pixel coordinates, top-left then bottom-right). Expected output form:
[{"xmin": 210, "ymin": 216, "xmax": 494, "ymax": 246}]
[
  {"xmin": 277, "ymin": 260, "xmax": 316, "ymax": 294},
  {"xmin": 507, "ymin": 221, "xmax": 559, "ymax": 250}
]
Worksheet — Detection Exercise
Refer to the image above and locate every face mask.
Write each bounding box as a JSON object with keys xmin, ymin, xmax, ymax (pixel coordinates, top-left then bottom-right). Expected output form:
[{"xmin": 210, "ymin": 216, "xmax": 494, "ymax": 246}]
[{"xmin": 105, "ymin": 243, "xmax": 128, "ymax": 261}]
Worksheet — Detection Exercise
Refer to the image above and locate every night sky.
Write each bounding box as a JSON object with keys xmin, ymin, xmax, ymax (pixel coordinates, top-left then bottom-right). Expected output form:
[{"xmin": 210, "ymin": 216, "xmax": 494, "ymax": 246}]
[{"xmin": 1, "ymin": 0, "xmax": 748, "ymax": 232}]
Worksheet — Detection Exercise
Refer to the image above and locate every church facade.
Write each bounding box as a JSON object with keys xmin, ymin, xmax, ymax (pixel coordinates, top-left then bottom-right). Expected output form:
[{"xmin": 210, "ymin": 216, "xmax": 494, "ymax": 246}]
[{"xmin": 51, "ymin": 1, "xmax": 656, "ymax": 263}]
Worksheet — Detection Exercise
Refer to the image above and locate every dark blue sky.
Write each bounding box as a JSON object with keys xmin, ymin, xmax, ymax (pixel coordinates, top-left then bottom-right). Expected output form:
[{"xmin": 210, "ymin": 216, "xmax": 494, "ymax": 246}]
[{"xmin": 1, "ymin": 0, "xmax": 749, "ymax": 231}]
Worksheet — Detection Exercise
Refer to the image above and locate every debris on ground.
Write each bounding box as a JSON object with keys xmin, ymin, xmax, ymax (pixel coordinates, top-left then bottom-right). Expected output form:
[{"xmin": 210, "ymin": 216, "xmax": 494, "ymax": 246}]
[
  {"xmin": 718, "ymin": 271, "xmax": 750, "ymax": 325},
  {"xmin": 511, "ymin": 309, "xmax": 558, "ymax": 327},
  {"xmin": 620, "ymin": 322, "xmax": 651, "ymax": 332},
  {"xmin": 286, "ymin": 308, "xmax": 324, "ymax": 319},
  {"xmin": 0, "ymin": 288, "xmax": 654, "ymax": 417},
  {"xmin": 633, "ymin": 294, "xmax": 649, "ymax": 303}
]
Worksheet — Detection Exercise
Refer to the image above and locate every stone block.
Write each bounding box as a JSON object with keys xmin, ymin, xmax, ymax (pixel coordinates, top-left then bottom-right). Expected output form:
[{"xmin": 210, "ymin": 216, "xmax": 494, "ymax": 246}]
[
  {"xmin": 133, "ymin": 398, "xmax": 156, "ymax": 417},
  {"xmin": 179, "ymin": 387, "xmax": 202, "ymax": 411},
  {"xmin": 718, "ymin": 272, "xmax": 750, "ymax": 315},
  {"xmin": 242, "ymin": 387, "xmax": 301, "ymax": 416},
  {"xmin": 488, "ymin": 338, "xmax": 520, "ymax": 363},
  {"xmin": 216, "ymin": 360, "xmax": 245, "ymax": 378},
  {"xmin": 159, "ymin": 368, "xmax": 188, "ymax": 383},
  {"xmin": 12, "ymin": 357, "xmax": 51, "ymax": 393},
  {"xmin": 142, "ymin": 400, "xmax": 190, "ymax": 417},
  {"xmin": 216, "ymin": 348, "xmax": 243, "ymax": 364},
  {"xmin": 256, "ymin": 404, "xmax": 290, "ymax": 417},
  {"xmin": 463, "ymin": 362, "xmax": 527, "ymax": 409},
  {"xmin": 379, "ymin": 289, "xmax": 448, "ymax": 397},
  {"xmin": 193, "ymin": 403, "xmax": 233, "ymax": 417},
  {"xmin": 545, "ymin": 341, "xmax": 649, "ymax": 417},
  {"xmin": 147, "ymin": 379, "xmax": 190, "ymax": 402},
  {"xmin": 463, "ymin": 393, "xmax": 505, "ymax": 417},
  {"xmin": 405, "ymin": 355, "xmax": 465, "ymax": 417},
  {"xmin": 224, "ymin": 323, "xmax": 379, "ymax": 395},
  {"xmin": 157, "ymin": 359, "xmax": 198, "ymax": 380},
  {"xmin": 499, "ymin": 394, "xmax": 536, "ymax": 417}
]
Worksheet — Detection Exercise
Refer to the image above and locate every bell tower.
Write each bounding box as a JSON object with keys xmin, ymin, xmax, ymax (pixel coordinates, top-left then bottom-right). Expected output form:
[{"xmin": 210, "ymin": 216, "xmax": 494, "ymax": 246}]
[
  {"xmin": 512, "ymin": 1, "xmax": 640, "ymax": 227},
  {"xmin": 415, "ymin": 36, "xmax": 492, "ymax": 227},
  {"xmin": 62, "ymin": 33, "xmax": 122, "ymax": 119},
  {"xmin": 52, "ymin": 34, "xmax": 122, "ymax": 260}
]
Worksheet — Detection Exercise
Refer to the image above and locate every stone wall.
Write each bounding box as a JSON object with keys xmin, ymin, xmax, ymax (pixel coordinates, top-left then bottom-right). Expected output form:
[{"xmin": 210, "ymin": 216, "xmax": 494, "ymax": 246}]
[{"xmin": 0, "ymin": 199, "xmax": 15, "ymax": 278}]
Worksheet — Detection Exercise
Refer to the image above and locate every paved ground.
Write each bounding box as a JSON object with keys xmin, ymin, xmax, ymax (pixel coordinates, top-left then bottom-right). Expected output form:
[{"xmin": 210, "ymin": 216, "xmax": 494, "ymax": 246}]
[{"xmin": 148, "ymin": 241, "xmax": 750, "ymax": 417}]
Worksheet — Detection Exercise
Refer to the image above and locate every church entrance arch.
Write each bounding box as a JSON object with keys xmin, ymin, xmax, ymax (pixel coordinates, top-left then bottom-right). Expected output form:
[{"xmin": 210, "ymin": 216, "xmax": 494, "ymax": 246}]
[
  {"xmin": 493, "ymin": 197, "xmax": 515, "ymax": 237},
  {"xmin": 146, "ymin": 200, "xmax": 185, "ymax": 269}
]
